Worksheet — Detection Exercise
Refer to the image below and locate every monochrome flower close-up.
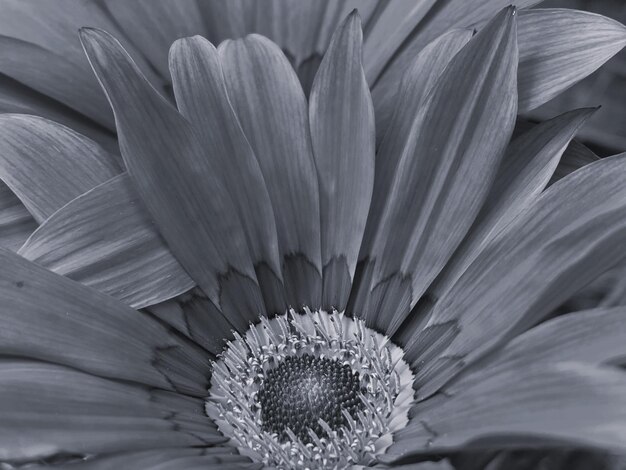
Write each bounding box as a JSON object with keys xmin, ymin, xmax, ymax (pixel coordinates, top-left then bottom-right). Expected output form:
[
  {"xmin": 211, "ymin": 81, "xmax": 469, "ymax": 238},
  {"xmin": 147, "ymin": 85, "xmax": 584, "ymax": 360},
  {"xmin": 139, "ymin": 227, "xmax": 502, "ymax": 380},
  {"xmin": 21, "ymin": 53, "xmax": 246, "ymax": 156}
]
[{"xmin": 1, "ymin": 1, "xmax": 626, "ymax": 470}]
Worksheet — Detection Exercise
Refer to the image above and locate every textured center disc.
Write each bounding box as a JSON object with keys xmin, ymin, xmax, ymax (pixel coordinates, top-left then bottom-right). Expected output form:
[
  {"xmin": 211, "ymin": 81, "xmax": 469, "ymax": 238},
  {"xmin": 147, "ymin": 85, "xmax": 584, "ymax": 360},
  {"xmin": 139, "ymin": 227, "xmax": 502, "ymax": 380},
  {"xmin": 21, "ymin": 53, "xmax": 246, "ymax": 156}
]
[{"xmin": 257, "ymin": 354, "xmax": 363, "ymax": 443}]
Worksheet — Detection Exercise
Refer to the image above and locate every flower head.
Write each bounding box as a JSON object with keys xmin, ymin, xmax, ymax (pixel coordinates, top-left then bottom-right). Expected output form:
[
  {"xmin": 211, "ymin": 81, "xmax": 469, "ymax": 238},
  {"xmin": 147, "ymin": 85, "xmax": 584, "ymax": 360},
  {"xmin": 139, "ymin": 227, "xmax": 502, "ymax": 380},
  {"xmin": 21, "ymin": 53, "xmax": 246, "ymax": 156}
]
[{"xmin": 0, "ymin": 4, "xmax": 626, "ymax": 470}]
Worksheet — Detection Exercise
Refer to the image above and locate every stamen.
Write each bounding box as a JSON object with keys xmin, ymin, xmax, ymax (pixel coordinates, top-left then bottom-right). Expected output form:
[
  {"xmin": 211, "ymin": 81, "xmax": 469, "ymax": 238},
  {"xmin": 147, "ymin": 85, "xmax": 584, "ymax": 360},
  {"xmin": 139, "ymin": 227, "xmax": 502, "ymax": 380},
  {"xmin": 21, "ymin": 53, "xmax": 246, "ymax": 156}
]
[{"xmin": 206, "ymin": 310, "xmax": 414, "ymax": 469}]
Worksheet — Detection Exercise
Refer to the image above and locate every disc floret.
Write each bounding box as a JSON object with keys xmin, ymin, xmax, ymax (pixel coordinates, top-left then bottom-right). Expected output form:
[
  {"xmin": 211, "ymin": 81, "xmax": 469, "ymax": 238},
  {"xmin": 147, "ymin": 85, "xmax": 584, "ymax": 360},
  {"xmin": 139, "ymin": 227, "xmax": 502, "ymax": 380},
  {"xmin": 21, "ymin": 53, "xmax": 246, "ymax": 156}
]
[{"xmin": 207, "ymin": 309, "xmax": 414, "ymax": 469}]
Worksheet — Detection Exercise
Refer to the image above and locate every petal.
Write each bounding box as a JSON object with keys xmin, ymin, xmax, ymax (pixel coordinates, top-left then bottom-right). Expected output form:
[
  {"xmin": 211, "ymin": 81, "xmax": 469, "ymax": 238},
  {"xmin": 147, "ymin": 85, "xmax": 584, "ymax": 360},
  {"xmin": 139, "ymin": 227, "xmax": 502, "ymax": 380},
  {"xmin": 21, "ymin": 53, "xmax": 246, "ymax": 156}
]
[
  {"xmin": 517, "ymin": 9, "xmax": 626, "ymax": 112},
  {"xmin": 0, "ymin": 247, "xmax": 210, "ymax": 395},
  {"xmin": 0, "ymin": 0, "xmax": 159, "ymax": 129},
  {"xmin": 148, "ymin": 288, "xmax": 236, "ymax": 356},
  {"xmin": 371, "ymin": 0, "xmax": 540, "ymax": 93},
  {"xmin": 19, "ymin": 174, "xmax": 195, "ymax": 309},
  {"xmin": 449, "ymin": 307, "xmax": 626, "ymax": 393},
  {"xmin": 105, "ymin": 0, "xmax": 208, "ymax": 78},
  {"xmin": 356, "ymin": 7, "xmax": 517, "ymax": 335},
  {"xmin": 360, "ymin": 27, "xmax": 473, "ymax": 276},
  {"xmin": 0, "ymin": 74, "xmax": 119, "ymax": 153},
  {"xmin": 362, "ymin": 0, "xmax": 438, "ymax": 84},
  {"xmin": 381, "ymin": 461, "xmax": 455, "ymax": 470},
  {"xmin": 0, "ymin": 35, "xmax": 115, "ymax": 130},
  {"xmin": 373, "ymin": 6, "xmax": 625, "ymax": 124},
  {"xmin": 81, "ymin": 28, "xmax": 264, "ymax": 329},
  {"xmin": 0, "ymin": 360, "xmax": 219, "ymax": 462},
  {"xmin": 409, "ymin": 153, "xmax": 626, "ymax": 398},
  {"xmin": 371, "ymin": 28, "xmax": 473, "ymax": 143},
  {"xmin": 0, "ymin": 115, "xmax": 120, "ymax": 223},
  {"xmin": 169, "ymin": 35, "xmax": 284, "ymax": 313},
  {"xmin": 0, "ymin": 181, "xmax": 36, "ymax": 251},
  {"xmin": 389, "ymin": 363, "xmax": 626, "ymax": 457},
  {"xmin": 550, "ymin": 139, "xmax": 600, "ymax": 185},
  {"xmin": 309, "ymin": 12, "xmax": 374, "ymax": 311},
  {"xmin": 36, "ymin": 448, "xmax": 255, "ymax": 470},
  {"xmin": 409, "ymin": 107, "xmax": 596, "ymax": 331},
  {"xmin": 219, "ymin": 34, "xmax": 322, "ymax": 310}
]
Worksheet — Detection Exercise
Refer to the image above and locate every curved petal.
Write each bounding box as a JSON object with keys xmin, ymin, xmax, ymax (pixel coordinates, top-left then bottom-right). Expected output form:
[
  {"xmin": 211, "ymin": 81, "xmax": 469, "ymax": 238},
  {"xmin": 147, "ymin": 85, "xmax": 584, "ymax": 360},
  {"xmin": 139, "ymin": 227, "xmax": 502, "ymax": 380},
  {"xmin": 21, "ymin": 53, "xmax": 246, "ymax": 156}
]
[
  {"xmin": 19, "ymin": 174, "xmax": 195, "ymax": 309},
  {"xmin": 0, "ymin": 74, "xmax": 119, "ymax": 153},
  {"xmin": 309, "ymin": 12, "xmax": 374, "ymax": 311},
  {"xmin": 362, "ymin": 0, "xmax": 438, "ymax": 84},
  {"xmin": 448, "ymin": 307, "xmax": 626, "ymax": 393},
  {"xmin": 0, "ymin": 247, "xmax": 210, "ymax": 396},
  {"xmin": 412, "ymin": 108, "xmax": 596, "ymax": 324},
  {"xmin": 373, "ymin": 6, "xmax": 625, "ymax": 124},
  {"xmin": 0, "ymin": 115, "xmax": 120, "ymax": 223},
  {"xmin": 0, "ymin": 34, "xmax": 116, "ymax": 130},
  {"xmin": 80, "ymin": 28, "xmax": 264, "ymax": 330},
  {"xmin": 0, "ymin": 181, "xmax": 36, "ymax": 251},
  {"xmin": 359, "ymin": 28, "xmax": 473, "ymax": 286},
  {"xmin": 0, "ymin": 360, "xmax": 219, "ymax": 463},
  {"xmin": 105, "ymin": 0, "xmax": 208, "ymax": 78},
  {"xmin": 517, "ymin": 9, "xmax": 626, "ymax": 112},
  {"xmin": 169, "ymin": 35, "xmax": 284, "ymax": 314},
  {"xmin": 388, "ymin": 363, "xmax": 626, "ymax": 458},
  {"xmin": 371, "ymin": 0, "xmax": 540, "ymax": 92},
  {"xmin": 409, "ymin": 153, "xmax": 626, "ymax": 398},
  {"xmin": 0, "ymin": 0, "xmax": 162, "ymax": 113},
  {"xmin": 28, "ymin": 448, "xmax": 255, "ymax": 470},
  {"xmin": 356, "ymin": 8, "xmax": 517, "ymax": 335},
  {"xmin": 371, "ymin": 28, "xmax": 473, "ymax": 143},
  {"xmin": 550, "ymin": 139, "xmax": 599, "ymax": 185},
  {"xmin": 219, "ymin": 34, "xmax": 322, "ymax": 310}
]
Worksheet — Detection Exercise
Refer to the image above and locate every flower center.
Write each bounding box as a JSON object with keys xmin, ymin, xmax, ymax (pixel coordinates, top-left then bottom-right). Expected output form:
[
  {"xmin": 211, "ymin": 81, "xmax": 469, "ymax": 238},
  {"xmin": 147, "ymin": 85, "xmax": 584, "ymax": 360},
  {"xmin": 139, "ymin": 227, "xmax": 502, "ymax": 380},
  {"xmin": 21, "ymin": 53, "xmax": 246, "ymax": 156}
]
[
  {"xmin": 206, "ymin": 309, "xmax": 414, "ymax": 470},
  {"xmin": 258, "ymin": 354, "xmax": 364, "ymax": 443}
]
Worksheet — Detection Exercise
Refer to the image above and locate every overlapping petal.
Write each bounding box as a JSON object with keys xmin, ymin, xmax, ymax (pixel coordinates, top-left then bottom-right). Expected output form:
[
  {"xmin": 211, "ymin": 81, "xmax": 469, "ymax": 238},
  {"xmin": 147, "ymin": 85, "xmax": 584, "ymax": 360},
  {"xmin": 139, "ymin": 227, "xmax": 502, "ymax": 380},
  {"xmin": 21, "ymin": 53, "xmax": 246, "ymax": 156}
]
[
  {"xmin": 81, "ymin": 28, "xmax": 264, "ymax": 330},
  {"xmin": 408, "ymin": 153, "xmax": 626, "ymax": 398},
  {"xmin": 354, "ymin": 8, "xmax": 518, "ymax": 336},
  {"xmin": 0, "ymin": 115, "xmax": 120, "ymax": 223},
  {"xmin": 309, "ymin": 12, "xmax": 375, "ymax": 311},
  {"xmin": 219, "ymin": 33, "xmax": 322, "ymax": 310},
  {"xmin": 19, "ymin": 174, "xmax": 195, "ymax": 309}
]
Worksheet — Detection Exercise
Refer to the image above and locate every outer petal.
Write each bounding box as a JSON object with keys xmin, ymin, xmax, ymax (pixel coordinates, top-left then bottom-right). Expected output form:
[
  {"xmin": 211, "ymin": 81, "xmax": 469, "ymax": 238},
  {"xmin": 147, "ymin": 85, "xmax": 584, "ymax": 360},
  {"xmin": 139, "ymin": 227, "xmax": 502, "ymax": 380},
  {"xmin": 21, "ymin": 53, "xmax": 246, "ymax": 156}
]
[
  {"xmin": 0, "ymin": 247, "xmax": 210, "ymax": 396},
  {"xmin": 104, "ymin": 0, "xmax": 208, "ymax": 78},
  {"xmin": 373, "ymin": 6, "xmax": 625, "ymax": 124},
  {"xmin": 219, "ymin": 34, "xmax": 322, "ymax": 310},
  {"xmin": 0, "ymin": 181, "xmax": 36, "ymax": 251},
  {"xmin": 371, "ymin": 0, "xmax": 540, "ymax": 88},
  {"xmin": 81, "ymin": 28, "xmax": 263, "ymax": 330},
  {"xmin": 395, "ymin": 108, "xmax": 595, "ymax": 346},
  {"xmin": 388, "ymin": 363, "xmax": 626, "ymax": 458},
  {"xmin": 408, "ymin": 153, "xmax": 626, "ymax": 398},
  {"xmin": 421, "ymin": 109, "xmax": 594, "ymax": 315},
  {"xmin": 517, "ymin": 9, "xmax": 626, "ymax": 112},
  {"xmin": 0, "ymin": 0, "xmax": 160, "ymax": 129},
  {"xmin": 0, "ymin": 115, "xmax": 120, "ymax": 223},
  {"xmin": 31, "ymin": 448, "xmax": 256, "ymax": 470},
  {"xmin": 309, "ymin": 12, "xmax": 374, "ymax": 311},
  {"xmin": 550, "ymin": 139, "xmax": 599, "ymax": 184},
  {"xmin": 448, "ymin": 307, "xmax": 626, "ymax": 393},
  {"xmin": 359, "ymin": 28, "xmax": 473, "ymax": 286},
  {"xmin": 362, "ymin": 0, "xmax": 438, "ymax": 84},
  {"xmin": 356, "ymin": 8, "xmax": 517, "ymax": 335},
  {"xmin": 169, "ymin": 35, "xmax": 284, "ymax": 314},
  {"xmin": 0, "ymin": 74, "xmax": 119, "ymax": 153},
  {"xmin": 19, "ymin": 174, "xmax": 195, "ymax": 309},
  {"xmin": 371, "ymin": 28, "xmax": 473, "ymax": 143},
  {"xmin": 0, "ymin": 360, "xmax": 219, "ymax": 462}
]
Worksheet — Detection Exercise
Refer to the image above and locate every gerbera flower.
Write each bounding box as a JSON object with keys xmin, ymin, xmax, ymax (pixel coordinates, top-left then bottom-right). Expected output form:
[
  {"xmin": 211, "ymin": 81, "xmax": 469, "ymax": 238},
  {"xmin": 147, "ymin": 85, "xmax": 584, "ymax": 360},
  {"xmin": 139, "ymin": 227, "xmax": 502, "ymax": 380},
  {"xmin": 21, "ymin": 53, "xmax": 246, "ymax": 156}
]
[{"xmin": 1, "ymin": 6, "xmax": 626, "ymax": 469}]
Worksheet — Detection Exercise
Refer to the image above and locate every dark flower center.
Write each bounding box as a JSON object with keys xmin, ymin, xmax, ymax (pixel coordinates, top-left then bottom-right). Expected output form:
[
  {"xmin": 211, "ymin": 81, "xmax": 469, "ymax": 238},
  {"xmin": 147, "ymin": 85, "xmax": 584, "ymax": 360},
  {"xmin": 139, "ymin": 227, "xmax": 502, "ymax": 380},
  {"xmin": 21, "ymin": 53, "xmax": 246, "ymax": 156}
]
[{"xmin": 257, "ymin": 354, "xmax": 364, "ymax": 443}]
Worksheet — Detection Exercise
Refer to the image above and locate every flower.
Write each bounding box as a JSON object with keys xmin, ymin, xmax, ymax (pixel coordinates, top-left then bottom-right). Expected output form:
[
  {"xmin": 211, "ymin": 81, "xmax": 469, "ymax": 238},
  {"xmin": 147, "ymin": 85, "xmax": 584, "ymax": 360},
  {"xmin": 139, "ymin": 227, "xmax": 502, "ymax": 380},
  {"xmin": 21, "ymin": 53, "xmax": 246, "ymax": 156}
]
[{"xmin": 1, "ymin": 5, "xmax": 626, "ymax": 470}]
